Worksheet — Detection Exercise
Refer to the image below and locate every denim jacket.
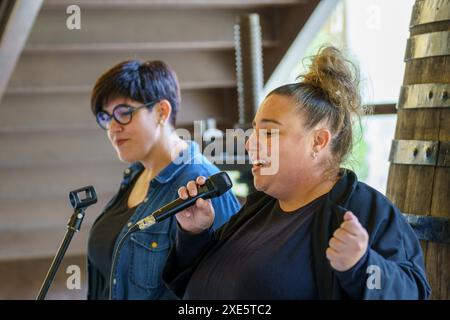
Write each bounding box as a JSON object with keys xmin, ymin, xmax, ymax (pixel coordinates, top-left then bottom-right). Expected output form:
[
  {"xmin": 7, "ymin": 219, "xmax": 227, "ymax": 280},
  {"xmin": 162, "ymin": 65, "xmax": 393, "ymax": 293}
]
[{"xmin": 87, "ymin": 141, "xmax": 241, "ymax": 299}]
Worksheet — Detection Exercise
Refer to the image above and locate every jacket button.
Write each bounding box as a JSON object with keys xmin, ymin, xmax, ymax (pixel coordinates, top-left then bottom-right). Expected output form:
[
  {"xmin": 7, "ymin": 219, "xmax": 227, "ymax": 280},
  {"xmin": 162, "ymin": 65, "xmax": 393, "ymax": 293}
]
[
  {"xmin": 124, "ymin": 168, "xmax": 131, "ymax": 175},
  {"xmin": 113, "ymin": 278, "xmax": 117, "ymax": 285},
  {"xmin": 127, "ymin": 222, "xmax": 132, "ymax": 228},
  {"xmin": 151, "ymin": 242, "xmax": 158, "ymax": 249}
]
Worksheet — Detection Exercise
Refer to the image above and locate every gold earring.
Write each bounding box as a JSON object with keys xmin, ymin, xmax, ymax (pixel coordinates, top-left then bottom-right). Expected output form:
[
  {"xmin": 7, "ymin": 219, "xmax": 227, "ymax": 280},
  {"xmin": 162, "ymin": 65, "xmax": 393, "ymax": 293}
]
[{"xmin": 159, "ymin": 118, "xmax": 164, "ymax": 125}]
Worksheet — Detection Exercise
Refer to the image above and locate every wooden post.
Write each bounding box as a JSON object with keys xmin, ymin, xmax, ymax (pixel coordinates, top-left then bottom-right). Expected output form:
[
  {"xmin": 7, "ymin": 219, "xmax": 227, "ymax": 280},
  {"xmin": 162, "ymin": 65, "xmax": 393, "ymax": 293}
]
[{"xmin": 386, "ymin": 0, "xmax": 450, "ymax": 299}]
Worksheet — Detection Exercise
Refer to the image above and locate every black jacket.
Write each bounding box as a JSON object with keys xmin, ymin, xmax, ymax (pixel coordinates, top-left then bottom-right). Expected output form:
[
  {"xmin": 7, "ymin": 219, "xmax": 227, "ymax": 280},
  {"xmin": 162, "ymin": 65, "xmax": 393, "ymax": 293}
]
[{"xmin": 162, "ymin": 169, "xmax": 431, "ymax": 299}]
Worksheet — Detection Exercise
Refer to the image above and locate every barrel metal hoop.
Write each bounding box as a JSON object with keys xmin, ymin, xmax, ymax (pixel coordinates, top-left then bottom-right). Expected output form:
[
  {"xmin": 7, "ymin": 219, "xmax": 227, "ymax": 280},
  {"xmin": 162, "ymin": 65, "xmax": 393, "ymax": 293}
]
[
  {"xmin": 398, "ymin": 83, "xmax": 450, "ymax": 109},
  {"xmin": 389, "ymin": 140, "xmax": 450, "ymax": 167},
  {"xmin": 402, "ymin": 213, "xmax": 450, "ymax": 244},
  {"xmin": 405, "ymin": 31, "xmax": 450, "ymax": 60},
  {"xmin": 410, "ymin": 0, "xmax": 450, "ymax": 27}
]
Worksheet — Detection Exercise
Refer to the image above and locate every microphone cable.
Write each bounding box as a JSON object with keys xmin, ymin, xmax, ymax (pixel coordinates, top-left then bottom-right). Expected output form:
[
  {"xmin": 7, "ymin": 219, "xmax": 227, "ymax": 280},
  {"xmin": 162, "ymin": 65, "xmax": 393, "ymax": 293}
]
[
  {"xmin": 108, "ymin": 224, "xmax": 139, "ymax": 300},
  {"xmin": 107, "ymin": 171, "xmax": 232, "ymax": 299}
]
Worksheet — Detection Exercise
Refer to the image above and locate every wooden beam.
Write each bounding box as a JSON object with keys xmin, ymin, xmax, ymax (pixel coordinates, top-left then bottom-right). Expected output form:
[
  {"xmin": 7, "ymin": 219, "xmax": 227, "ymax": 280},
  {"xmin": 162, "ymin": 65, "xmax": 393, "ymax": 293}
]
[
  {"xmin": 0, "ymin": 0, "xmax": 43, "ymax": 103},
  {"xmin": 0, "ymin": 1, "xmax": 15, "ymax": 37},
  {"xmin": 369, "ymin": 103, "xmax": 397, "ymax": 115}
]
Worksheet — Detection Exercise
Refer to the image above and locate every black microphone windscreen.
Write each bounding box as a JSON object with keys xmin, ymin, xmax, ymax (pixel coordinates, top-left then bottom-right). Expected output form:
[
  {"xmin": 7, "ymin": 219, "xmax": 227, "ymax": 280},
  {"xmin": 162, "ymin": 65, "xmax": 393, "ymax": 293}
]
[{"xmin": 208, "ymin": 172, "xmax": 233, "ymax": 197}]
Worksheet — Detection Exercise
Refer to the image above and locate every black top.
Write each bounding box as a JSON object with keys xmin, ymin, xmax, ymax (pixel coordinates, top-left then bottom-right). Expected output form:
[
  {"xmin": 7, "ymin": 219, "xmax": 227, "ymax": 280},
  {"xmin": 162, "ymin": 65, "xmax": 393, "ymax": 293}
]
[
  {"xmin": 182, "ymin": 194, "xmax": 326, "ymax": 299},
  {"xmin": 162, "ymin": 169, "xmax": 431, "ymax": 300},
  {"xmin": 87, "ymin": 176, "xmax": 138, "ymax": 299}
]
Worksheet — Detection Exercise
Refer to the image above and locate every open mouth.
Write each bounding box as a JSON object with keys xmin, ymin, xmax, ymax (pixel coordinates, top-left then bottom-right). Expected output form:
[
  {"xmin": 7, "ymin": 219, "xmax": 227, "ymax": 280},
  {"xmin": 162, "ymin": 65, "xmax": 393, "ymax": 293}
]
[
  {"xmin": 116, "ymin": 139, "xmax": 129, "ymax": 146},
  {"xmin": 252, "ymin": 159, "xmax": 271, "ymax": 167}
]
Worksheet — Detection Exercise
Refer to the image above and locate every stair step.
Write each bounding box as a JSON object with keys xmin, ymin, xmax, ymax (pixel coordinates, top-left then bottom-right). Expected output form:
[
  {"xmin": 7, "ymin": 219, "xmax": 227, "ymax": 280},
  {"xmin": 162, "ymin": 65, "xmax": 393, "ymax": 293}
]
[
  {"xmin": 0, "ymin": 89, "xmax": 236, "ymax": 130},
  {"xmin": 24, "ymin": 40, "xmax": 278, "ymax": 53},
  {"xmin": 8, "ymin": 51, "xmax": 237, "ymax": 88},
  {"xmin": 0, "ymin": 163, "xmax": 125, "ymax": 201},
  {"xmin": 4, "ymin": 80, "xmax": 237, "ymax": 96},
  {"xmin": 0, "ymin": 225, "xmax": 91, "ymax": 261},
  {"xmin": 29, "ymin": 7, "xmax": 275, "ymax": 44},
  {"xmin": 0, "ymin": 192, "xmax": 116, "ymax": 230},
  {"xmin": 0, "ymin": 130, "xmax": 116, "ymax": 168},
  {"xmin": 43, "ymin": 0, "xmax": 306, "ymax": 10}
]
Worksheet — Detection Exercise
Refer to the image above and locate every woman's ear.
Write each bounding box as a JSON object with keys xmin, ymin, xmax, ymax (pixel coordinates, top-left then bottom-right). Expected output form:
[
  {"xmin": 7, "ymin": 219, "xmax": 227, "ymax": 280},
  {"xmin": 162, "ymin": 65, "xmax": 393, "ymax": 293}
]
[
  {"xmin": 156, "ymin": 99, "xmax": 172, "ymax": 124},
  {"xmin": 312, "ymin": 128, "xmax": 332, "ymax": 153}
]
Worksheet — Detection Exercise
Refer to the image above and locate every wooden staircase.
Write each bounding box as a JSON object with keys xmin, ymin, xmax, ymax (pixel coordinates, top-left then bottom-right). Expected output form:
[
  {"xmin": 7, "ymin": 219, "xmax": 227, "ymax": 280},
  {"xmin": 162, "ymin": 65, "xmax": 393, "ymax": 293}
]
[{"xmin": 0, "ymin": 0, "xmax": 321, "ymax": 298}]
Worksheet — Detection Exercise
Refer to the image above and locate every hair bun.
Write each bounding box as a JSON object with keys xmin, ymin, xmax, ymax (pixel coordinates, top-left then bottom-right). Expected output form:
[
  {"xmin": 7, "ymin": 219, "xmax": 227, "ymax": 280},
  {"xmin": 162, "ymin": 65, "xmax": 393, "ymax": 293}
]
[{"xmin": 298, "ymin": 46, "xmax": 362, "ymax": 116}]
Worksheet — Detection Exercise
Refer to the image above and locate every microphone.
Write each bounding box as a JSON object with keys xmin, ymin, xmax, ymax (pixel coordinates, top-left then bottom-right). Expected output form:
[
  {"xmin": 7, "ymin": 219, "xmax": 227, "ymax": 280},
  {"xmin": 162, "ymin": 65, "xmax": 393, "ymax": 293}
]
[{"xmin": 134, "ymin": 171, "xmax": 233, "ymax": 231}]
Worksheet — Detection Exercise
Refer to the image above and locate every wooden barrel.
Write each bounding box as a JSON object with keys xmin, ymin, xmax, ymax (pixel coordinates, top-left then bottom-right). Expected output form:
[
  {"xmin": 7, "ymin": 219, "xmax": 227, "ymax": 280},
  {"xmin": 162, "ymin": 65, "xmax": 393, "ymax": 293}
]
[{"xmin": 386, "ymin": 0, "xmax": 450, "ymax": 299}]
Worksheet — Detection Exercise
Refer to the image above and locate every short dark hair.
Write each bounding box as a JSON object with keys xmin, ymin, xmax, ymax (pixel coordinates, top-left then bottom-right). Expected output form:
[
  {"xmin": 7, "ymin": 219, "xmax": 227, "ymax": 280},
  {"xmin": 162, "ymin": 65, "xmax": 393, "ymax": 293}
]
[{"xmin": 91, "ymin": 60, "xmax": 181, "ymax": 126}]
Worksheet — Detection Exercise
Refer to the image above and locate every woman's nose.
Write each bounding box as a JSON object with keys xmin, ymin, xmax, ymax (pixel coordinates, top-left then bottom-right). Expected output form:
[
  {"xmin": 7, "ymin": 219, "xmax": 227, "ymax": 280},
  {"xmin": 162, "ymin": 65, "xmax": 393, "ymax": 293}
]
[
  {"xmin": 246, "ymin": 130, "xmax": 258, "ymax": 152},
  {"xmin": 108, "ymin": 117, "xmax": 122, "ymax": 132}
]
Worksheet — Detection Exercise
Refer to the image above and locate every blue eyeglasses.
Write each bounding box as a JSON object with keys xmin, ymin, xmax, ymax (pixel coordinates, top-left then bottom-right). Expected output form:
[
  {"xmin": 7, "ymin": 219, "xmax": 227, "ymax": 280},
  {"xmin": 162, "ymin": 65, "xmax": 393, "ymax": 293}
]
[{"xmin": 96, "ymin": 100, "xmax": 159, "ymax": 130}]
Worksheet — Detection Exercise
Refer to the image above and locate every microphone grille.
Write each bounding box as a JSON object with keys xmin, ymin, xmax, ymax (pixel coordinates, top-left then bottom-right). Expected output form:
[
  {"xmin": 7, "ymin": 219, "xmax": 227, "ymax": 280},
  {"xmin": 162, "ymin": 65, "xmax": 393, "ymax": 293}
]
[{"xmin": 207, "ymin": 172, "xmax": 233, "ymax": 196}]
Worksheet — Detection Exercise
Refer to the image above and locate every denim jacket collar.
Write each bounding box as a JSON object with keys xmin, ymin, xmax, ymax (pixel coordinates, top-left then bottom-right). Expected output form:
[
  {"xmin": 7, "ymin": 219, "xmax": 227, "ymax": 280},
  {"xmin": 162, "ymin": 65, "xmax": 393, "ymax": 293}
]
[{"xmin": 121, "ymin": 141, "xmax": 201, "ymax": 187}]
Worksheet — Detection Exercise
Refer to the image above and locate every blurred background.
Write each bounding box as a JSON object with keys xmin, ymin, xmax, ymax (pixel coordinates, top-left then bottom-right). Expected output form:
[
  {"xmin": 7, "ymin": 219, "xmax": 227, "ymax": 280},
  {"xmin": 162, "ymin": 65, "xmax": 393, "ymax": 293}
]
[{"xmin": 1, "ymin": 0, "xmax": 446, "ymax": 300}]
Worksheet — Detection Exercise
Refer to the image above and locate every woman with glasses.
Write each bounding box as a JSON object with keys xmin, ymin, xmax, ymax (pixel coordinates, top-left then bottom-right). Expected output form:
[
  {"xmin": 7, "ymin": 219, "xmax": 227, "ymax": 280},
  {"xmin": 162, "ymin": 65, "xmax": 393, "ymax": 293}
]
[{"xmin": 87, "ymin": 60, "xmax": 241, "ymax": 300}]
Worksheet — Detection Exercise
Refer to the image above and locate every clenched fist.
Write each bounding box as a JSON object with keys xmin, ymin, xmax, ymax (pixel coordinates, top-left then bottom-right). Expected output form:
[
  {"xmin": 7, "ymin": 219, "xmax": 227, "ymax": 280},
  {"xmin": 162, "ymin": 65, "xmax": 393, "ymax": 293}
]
[{"xmin": 326, "ymin": 211, "xmax": 369, "ymax": 272}]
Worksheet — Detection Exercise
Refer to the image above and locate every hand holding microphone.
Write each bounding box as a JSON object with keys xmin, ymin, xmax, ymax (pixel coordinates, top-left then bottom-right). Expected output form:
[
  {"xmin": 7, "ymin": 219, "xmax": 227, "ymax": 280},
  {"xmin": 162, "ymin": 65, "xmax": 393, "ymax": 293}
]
[
  {"xmin": 176, "ymin": 176, "xmax": 216, "ymax": 234},
  {"xmin": 133, "ymin": 172, "xmax": 232, "ymax": 233},
  {"xmin": 112, "ymin": 172, "xmax": 231, "ymax": 300}
]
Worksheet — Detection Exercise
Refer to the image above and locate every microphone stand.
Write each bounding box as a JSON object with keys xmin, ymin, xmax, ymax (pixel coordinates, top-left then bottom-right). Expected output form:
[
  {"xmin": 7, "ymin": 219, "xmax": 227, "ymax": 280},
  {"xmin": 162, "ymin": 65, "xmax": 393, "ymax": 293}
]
[{"xmin": 36, "ymin": 186, "xmax": 97, "ymax": 300}]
